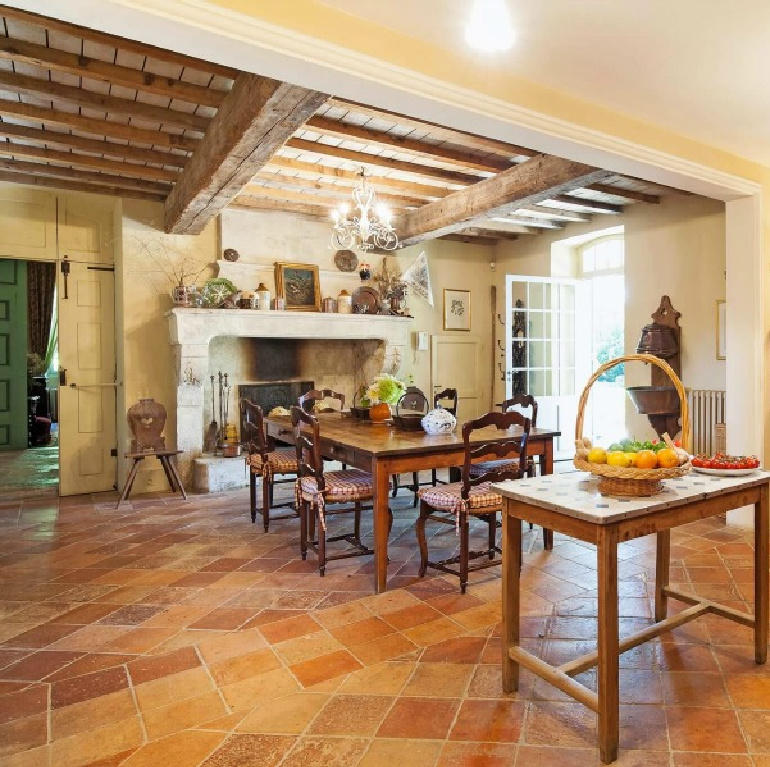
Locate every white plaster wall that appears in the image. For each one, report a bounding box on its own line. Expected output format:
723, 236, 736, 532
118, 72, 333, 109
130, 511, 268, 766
492, 194, 727, 442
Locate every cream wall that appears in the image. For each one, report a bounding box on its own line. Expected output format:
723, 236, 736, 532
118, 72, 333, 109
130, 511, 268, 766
492, 194, 726, 440
220, 208, 495, 413
116, 200, 218, 491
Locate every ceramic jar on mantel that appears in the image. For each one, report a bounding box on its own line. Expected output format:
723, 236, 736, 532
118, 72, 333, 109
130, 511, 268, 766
255, 282, 271, 310
337, 290, 352, 314
421, 407, 457, 436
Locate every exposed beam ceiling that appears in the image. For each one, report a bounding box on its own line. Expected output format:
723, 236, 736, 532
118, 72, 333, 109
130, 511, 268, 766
584, 183, 661, 204
303, 116, 511, 173
0, 100, 197, 151
398, 154, 613, 245
164, 74, 327, 234
0, 37, 225, 108
544, 195, 624, 214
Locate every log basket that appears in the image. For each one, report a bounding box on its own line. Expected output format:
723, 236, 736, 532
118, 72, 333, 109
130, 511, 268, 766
573, 353, 691, 496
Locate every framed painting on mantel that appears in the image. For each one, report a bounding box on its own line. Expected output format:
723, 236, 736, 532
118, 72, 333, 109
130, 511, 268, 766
443, 288, 471, 331
275, 262, 321, 311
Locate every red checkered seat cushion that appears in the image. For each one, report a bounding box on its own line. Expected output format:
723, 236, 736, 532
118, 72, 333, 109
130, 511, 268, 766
468, 459, 520, 477
245, 447, 298, 475
298, 469, 375, 504
418, 481, 501, 513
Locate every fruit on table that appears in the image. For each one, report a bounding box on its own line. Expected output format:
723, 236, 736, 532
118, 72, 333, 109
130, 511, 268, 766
586, 447, 607, 464
656, 448, 679, 469
606, 451, 633, 468
692, 454, 760, 470
635, 450, 658, 469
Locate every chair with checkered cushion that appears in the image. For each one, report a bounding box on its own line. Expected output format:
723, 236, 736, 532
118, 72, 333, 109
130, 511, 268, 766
468, 394, 551, 550
292, 406, 391, 576
416, 410, 531, 594
241, 400, 299, 531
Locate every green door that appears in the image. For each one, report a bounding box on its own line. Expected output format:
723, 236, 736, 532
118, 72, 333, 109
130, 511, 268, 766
0, 259, 27, 450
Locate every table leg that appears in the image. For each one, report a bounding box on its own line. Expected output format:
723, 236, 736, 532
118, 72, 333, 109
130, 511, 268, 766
755, 483, 769, 664
166, 456, 187, 500
372, 458, 391, 594
116, 457, 143, 509
539, 438, 554, 476
655, 530, 670, 622
159, 456, 177, 491
502, 500, 521, 693
597, 526, 619, 764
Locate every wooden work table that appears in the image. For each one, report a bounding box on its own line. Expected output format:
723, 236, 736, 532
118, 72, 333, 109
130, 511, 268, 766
494, 470, 770, 764
265, 412, 560, 593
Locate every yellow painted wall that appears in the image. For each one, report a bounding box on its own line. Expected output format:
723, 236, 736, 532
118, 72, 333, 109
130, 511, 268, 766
116, 200, 218, 492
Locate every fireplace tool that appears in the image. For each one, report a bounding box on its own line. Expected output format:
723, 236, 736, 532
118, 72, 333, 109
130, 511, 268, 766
203, 375, 218, 453
221, 376, 241, 457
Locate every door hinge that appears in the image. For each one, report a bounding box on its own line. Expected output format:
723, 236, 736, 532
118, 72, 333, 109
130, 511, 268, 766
110, 448, 118, 457
60, 256, 70, 299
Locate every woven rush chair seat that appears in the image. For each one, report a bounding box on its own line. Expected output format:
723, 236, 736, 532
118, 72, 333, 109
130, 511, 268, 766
418, 481, 501, 513
298, 469, 375, 504
246, 447, 298, 475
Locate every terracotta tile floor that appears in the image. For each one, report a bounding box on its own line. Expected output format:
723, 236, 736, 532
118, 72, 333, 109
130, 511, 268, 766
0, 481, 767, 766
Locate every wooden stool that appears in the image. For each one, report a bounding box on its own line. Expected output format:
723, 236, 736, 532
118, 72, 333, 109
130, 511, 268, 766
117, 449, 187, 508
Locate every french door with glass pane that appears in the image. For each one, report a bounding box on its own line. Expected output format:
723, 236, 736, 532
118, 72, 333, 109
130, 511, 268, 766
505, 276, 591, 459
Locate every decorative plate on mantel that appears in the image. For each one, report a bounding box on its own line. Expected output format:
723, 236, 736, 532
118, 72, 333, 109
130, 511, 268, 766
352, 286, 380, 314
334, 249, 359, 273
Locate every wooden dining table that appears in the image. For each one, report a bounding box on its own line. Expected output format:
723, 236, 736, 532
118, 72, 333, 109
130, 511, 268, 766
265, 412, 561, 593
494, 470, 770, 764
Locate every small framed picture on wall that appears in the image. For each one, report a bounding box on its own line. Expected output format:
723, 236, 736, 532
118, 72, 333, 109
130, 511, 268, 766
443, 289, 471, 331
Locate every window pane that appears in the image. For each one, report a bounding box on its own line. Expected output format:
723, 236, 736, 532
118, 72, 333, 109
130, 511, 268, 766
594, 244, 608, 271
582, 247, 595, 273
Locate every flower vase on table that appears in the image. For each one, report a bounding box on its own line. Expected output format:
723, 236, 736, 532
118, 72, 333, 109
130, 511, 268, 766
369, 403, 391, 422
356, 374, 407, 422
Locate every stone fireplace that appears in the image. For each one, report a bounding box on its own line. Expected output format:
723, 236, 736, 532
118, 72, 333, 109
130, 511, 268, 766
167, 308, 411, 487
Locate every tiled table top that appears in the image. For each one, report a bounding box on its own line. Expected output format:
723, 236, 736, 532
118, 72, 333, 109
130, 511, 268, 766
492, 469, 770, 525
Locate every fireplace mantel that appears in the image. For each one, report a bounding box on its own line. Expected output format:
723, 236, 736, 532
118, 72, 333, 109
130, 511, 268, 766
167, 307, 411, 347
167, 308, 412, 485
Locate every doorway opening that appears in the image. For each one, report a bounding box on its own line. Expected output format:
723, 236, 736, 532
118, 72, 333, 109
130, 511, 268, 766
0, 258, 59, 498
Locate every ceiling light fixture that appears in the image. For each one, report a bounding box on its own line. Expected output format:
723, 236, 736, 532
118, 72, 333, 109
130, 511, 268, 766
330, 169, 398, 251
465, 0, 515, 53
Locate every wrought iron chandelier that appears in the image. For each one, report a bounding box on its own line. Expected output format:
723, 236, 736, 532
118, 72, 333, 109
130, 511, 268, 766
330, 169, 399, 252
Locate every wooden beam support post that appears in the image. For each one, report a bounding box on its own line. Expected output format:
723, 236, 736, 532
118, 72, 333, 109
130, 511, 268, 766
398, 154, 613, 244
164, 74, 327, 234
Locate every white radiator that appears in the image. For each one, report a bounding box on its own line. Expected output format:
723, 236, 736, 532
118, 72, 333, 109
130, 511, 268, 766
687, 389, 725, 455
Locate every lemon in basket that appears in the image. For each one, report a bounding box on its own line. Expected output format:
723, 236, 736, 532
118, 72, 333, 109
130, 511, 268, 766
607, 451, 633, 469
587, 447, 607, 464
656, 448, 679, 469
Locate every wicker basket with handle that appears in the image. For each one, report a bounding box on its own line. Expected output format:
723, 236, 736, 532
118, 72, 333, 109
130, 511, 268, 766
573, 353, 691, 496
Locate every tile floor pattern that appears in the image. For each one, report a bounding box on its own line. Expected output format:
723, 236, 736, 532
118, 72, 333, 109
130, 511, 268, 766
0, 481, 769, 766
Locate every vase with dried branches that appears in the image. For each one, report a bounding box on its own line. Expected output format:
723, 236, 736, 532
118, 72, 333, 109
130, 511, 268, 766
371, 258, 407, 313
128, 233, 212, 307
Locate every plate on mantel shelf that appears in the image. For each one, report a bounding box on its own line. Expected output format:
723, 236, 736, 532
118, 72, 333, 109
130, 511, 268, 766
352, 286, 380, 315
692, 466, 760, 477
334, 249, 359, 273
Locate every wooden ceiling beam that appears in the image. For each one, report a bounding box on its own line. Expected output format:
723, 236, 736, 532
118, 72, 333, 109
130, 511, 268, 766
165, 74, 327, 234
513, 204, 592, 223
0, 141, 178, 182
0, 6, 238, 79
0, 122, 188, 168
0, 71, 210, 132
0, 167, 166, 201
439, 233, 498, 246
459, 227, 519, 241
263, 157, 450, 199
303, 116, 510, 174
0, 38, 225, 109
0, 100, 198, 150
327, 98, 538, 158
544, 195, 624, 214
505, 215, 566, 230
399, 154, 613, 245
231, 194, 331, 219
584, 183, 661, 204
0, 157, 170, 195
285, 138, 480, 185
244, 179, 425, 209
